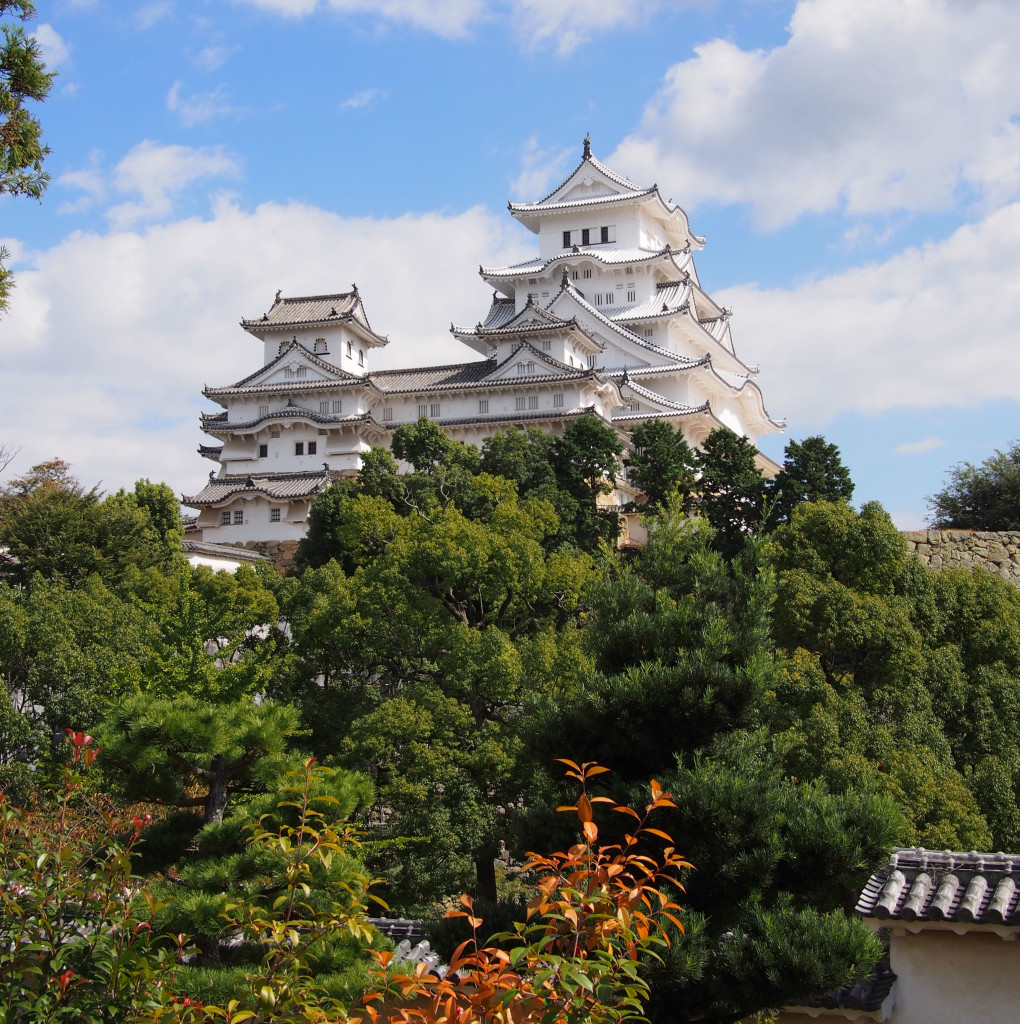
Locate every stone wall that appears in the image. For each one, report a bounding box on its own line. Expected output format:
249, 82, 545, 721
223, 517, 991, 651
903, 530, 1020, 585
232, 539, 301, 575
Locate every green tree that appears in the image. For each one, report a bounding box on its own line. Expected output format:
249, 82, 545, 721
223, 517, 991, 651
695, 427, 766, 556
99, 694, 299, 824
0, 462, 187, 589
551, 415, 623, 549
623, 418, 698, 513
1, 1, 54, 314
279, 486, 596, 905
523, 508, 900, 1023
927, 441, 1020, 529
769, 500, 994, 850
768, 435, 855, 526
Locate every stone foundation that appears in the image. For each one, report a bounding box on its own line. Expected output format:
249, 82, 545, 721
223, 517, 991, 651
225, 539, 301, 575
903, 530, 1020, 585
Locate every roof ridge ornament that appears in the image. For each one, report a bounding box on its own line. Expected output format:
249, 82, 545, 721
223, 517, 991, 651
275, 289, 282, 303
583, 133, 591, 160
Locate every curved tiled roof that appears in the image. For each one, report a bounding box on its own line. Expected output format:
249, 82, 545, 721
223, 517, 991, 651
619, 376, 698, 412
242, 290, 360, 328
432, 404, 603, 430
510, 188, 658, 215
201, 407, 374, 433
183, 470, 332, 507
480, 245, 694, 281
182, 539, 267, 563
858, 847, 1020, 928
198, 444, 223, 461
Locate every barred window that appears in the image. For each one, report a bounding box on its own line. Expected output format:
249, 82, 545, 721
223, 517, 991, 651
320, 401, 329, 414
332, 400, 342, 414
479, 400, 488, 413
308, 441, 317, 455
553, 393, 564, 408
270, 508, 281, 523
233, 510, 243, 525
515, 397, 526, 411
259, 404, 269, 417
527, 396, 538, 410
429, 403, 441, 418
220, 510, 231, 525
295, 442, 304, 455
383, 407, 393, 421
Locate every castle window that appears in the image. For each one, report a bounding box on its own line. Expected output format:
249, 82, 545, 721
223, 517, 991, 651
594, 294, 602, 306
527, 396, 538, 410
429, 403, 441, 418
259, 404, 269, 417
383, 407, 393, 421
284, 368, 294, 379
418, 404, 427, 417
332, 400, 342, 414
627, 290, 636, 302
346, 341, 352, 358
270, 508, 281, 523
516, 397, 526, 411
313, 338, 327, 354
479, 400, 488, 413
318, 429, 327, 435
526, 361, 535, 374
220, 510, 231, 525
542, 339, 551, 350
644, 328, 654, 338
600, 226, 609, 244
278, 341, 286, 356
581, 228, 590, 245
562, 231, 571, 248
295, 442, 304, 455
587, 355, 597, 368
529, 278, 537, 284
233, 510, 243, 525
259, 443, 268, 458
626, 267, 633, 275
553, 393, 564, 408
308, 441, 317, 455
320, 401, 329, 414
270, 427, 280, 438
358, 349, 364, 366
571, 271, 578, 280
583, 269, 592, 279
606, 293, 614, 305
629, 400, 640, 412
296, 366, 307, 378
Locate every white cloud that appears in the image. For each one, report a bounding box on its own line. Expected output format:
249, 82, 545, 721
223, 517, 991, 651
612, 0, 1020, 229
135, 1, 174, 29
339, 87, 386, 110
232, 0, 484, 36
193, 44, 238, 71
166, 81, 235, 126
0, 200, 530, 495
894, 437, 946, 456
32, 24, 70, 67
509, 136, 572, 201
509, 0, 657, 55
57, 149, 106, 213
107, 140, 240, 227
717, 202, 1020, 427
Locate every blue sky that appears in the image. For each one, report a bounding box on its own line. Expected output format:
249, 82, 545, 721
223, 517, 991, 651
4, 0, 1020, 527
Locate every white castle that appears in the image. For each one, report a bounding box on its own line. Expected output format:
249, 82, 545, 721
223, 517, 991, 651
185, 138, 784, 545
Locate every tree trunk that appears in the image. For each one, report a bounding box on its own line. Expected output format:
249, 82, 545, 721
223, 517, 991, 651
475, 849, 498, 905
204, 753, 229, 824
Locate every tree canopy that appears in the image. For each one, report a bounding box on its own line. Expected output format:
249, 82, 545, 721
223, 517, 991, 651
927, 441, 1020, 530
0, 1, 53, 313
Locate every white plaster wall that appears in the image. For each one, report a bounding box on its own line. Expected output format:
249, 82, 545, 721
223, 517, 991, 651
891, 930, 1020, 1024
201, 495, 309, 545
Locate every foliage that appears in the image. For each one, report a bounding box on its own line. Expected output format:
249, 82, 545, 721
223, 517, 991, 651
357, 762, 690, 1024
768, 499, 1005, 850
523, 508, 898, 1023
767, 436, 854, 526
927, 440, 1020, 529
98, 695, 300, 823
623, 419, 697, 513
0, 731, 180, 1023
0, 0, 54, 314
693, 428, 766, 556
280, 486, 597, 905
0, 462, 186, 589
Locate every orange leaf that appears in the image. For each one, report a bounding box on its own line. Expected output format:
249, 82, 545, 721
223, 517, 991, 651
577, 794, 593, 823
583, 820, 598, 842
585, 765, 611, 777
640, 827, 674, 842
